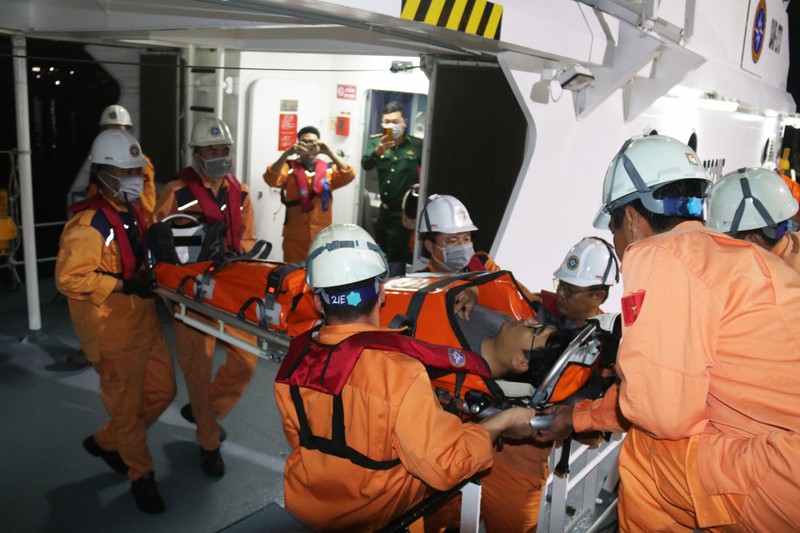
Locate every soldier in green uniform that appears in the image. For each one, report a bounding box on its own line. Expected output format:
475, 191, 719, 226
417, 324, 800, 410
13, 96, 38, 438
361, 101, 423, 269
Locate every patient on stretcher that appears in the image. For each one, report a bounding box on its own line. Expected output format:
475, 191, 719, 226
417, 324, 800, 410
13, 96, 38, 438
454, 304, 613, 403
455, 305, 571, 381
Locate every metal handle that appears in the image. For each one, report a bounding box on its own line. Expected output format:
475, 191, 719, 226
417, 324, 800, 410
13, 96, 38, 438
529, 414, 554, 430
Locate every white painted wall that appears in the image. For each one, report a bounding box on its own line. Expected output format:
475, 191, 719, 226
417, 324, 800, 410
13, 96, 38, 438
496, 52, 781, 312
232, 52, 429, 260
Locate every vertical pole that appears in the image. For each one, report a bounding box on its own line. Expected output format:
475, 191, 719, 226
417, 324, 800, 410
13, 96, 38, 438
12, 34, 41, 332
185, 45, 195, 168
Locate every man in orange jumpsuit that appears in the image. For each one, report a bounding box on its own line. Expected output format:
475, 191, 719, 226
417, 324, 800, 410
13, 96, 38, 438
707, 167, 800, 273
263, 125, 355, 261
274, 223, 536, 532
530, 236, 619, 334
56, 129, 176, 514
152, 116, 257, 478
417, 194, 536, 318
80, 105, 157, 219
576, 135, 800, 531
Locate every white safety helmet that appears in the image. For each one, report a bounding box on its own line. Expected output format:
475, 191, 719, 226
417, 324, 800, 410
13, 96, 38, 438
553, 237, 619, 288
191, 117, 234, 147
99, 104, 132, 127
418, 194, 478, 234
593, 135, 712, 229
306, 224, 389, 293
706, 167, 799, 236
89, 129, 145, 169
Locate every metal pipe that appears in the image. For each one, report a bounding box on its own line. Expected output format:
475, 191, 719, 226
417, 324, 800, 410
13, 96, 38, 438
12, 34, 41, 331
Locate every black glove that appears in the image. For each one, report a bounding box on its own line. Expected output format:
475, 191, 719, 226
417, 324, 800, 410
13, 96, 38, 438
148, 222, 181, 265
122, 269, 156, 298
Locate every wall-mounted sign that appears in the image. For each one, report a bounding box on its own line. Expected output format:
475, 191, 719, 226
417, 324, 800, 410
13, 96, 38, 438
278, 113, 298, 150
336, 84, 357, 100
751, 0, 767, 63
280, 99, 298, 112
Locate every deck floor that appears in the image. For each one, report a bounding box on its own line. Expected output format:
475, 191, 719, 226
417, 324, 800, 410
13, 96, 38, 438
0, 279, 291, 532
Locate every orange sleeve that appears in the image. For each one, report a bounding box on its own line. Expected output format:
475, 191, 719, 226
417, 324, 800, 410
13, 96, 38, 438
239, 183, 257, 253
572, 382, 630, 434
329, 164, 356, 190
55, 216, 118, 305
150, 180, 181, 224
616, 244, 718, 440
139, 154, 156, 220
393, 372, 493, 491
263, 163, 288, 188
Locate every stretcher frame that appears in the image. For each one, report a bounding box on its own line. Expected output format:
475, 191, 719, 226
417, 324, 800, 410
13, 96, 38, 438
154, 285, 292, 360
155, 278, 621, 533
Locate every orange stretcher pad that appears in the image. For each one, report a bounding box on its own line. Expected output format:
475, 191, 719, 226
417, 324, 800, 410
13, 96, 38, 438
154, 260, 319, 338
153, 261, 602, 407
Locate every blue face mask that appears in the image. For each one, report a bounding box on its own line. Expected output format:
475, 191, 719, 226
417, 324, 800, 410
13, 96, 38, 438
435, 242, 474, 272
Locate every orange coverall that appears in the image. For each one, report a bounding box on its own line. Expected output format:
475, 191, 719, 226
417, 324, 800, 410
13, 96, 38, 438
86, 154, 157, 220
152, 171, 257, 451
615, 221, 800, 531
263, 162, 355, 262
274, 323, 494, 532
770, 231, 800, 273
56, 204, 175, 480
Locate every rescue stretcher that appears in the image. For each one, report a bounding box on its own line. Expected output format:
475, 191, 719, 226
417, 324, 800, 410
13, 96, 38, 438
153, 257, 622, 532
153, 259, 618, 416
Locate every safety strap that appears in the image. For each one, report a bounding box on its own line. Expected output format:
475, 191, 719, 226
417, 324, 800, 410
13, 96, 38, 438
554, 436, 572, 477
237, 261, 306, 326
400, 271, 481, 333
177, 167, 243, 252
731, 174, 777, 234
67, 196, 147, 281
289, 385, 402, 471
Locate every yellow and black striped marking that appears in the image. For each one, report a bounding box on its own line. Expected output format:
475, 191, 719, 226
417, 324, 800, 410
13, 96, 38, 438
401, 0, 503, 40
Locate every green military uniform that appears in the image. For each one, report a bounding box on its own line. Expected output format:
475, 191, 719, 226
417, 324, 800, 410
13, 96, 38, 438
361, 134, 423, 264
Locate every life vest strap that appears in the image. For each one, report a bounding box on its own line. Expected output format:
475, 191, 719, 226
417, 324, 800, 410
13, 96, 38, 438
289, 385, 402, 471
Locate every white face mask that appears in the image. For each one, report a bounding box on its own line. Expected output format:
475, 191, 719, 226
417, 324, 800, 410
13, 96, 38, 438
381, 122, 405, 140
434, 242, 474, 272
201, 155, 233, 180
99, 171, 144, 202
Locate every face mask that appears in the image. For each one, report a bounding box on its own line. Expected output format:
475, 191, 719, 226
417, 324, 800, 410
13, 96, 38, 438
99, 172, 143, 202
435, 242, 474, 272
202, 156, 233, 180
117, 176, 144, 201
381, 122, 405, 139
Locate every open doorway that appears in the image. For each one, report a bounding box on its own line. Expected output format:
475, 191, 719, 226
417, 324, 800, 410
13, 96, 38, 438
358, 89, 427, 237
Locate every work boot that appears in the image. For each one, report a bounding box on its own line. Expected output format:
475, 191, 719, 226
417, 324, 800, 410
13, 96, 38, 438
131, 472, 165, 514
200, 448, 225, 478
83, 435, 128, 475
180, 403, 227, 442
